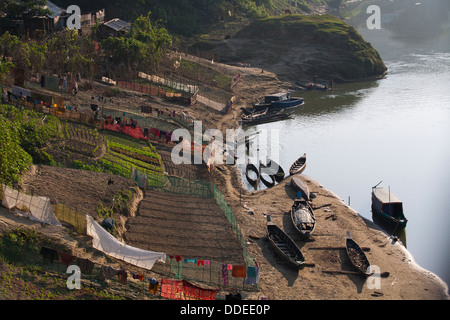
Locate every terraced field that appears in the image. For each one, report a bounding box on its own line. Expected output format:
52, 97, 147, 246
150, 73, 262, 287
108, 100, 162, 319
125, 190, 244, 265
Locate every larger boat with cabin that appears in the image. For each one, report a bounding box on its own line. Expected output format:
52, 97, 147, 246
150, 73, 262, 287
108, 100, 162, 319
254, 92, 304, 111
371, 185, 408, 230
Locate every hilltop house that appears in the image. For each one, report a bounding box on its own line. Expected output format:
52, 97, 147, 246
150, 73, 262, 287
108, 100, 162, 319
97, 18, 130, 40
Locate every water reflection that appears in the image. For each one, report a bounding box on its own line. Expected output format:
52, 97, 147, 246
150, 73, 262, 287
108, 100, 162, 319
372, 212, 407, 248
291, 80, 380, 117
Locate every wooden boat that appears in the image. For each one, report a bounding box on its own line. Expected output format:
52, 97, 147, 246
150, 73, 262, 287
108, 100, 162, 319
290, 197, 316, 239
305, 83, 329, 91
371, 184, 407, 229
271, 97, 304, 110
345, 231, 372, 277
254, 92, 305, 111
245, 162, 260, 187
259, 162, 276, 188
240, 108, 290, 126
241, 107, 268, 116
289, 153, 307, 175
260, 158, 285, 183
291, 176, 310, 201
266, 215, 306, 269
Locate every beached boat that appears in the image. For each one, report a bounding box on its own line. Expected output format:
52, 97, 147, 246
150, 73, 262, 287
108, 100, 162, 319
261, 158, 285, 183
305, 83, 329, 91
289, 153, 307, 175
266, 215, 306, 269
245, 163, 260, 187
241, 107, 268, 116
254, 92, 304, 111
241, 107, 269, 117
290, 197, 315, 240
371, 184, 407, 229
259, 162, 276, 188
240, 108, 290, 126
346, 232, 372, 277
271, 97, 304, 110
291, 176, 310, 201
260, 171, 275, 188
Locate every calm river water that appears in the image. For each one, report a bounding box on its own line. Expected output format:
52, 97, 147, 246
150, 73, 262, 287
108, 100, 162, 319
244, 30, 450, 288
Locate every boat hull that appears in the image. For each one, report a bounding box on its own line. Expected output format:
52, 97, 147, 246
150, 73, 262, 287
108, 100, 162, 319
267, 222, 306, 269
371, 187, 407, 229
346, 232, 371, 277
289, 153, 307, 176
291, 176, 310, 201
290, 198, 316, 240
245, 163, 260, 186
271, 99, 304, 110
261, 159, 285, 183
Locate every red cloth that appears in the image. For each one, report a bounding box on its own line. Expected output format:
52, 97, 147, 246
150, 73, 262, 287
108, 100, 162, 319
103, 122, 147, 141
58, 251, 75, 267
231, 265, 246, 278
160, 279, 218, 300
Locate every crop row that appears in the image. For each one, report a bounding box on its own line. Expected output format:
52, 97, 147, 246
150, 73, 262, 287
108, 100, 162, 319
104, 150, 163, 174
106, 140, 161, 165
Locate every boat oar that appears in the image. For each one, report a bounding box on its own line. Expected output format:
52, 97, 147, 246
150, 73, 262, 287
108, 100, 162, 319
300, 262, 316, 268
308, 246, 371, 252
322, 270, 390, 277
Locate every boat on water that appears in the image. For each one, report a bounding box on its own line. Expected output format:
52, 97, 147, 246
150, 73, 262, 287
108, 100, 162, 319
371, 183, 407, 229
261, 158, 285, 183
240, 107, 269, 117
266, 215, 308, 269
240, 108, 290, 126
289, 153, 307, 175
254, 92, 304, 111
345, 232, 372, 277
259, 162, 276, 188
245, 162, 260, 187
305, 83, 330, 91
290, 197, 316, 240
291, 176, 310, 201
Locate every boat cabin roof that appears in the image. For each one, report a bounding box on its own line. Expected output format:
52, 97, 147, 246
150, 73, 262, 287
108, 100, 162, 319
264, 92, 290, 102
373, 187, 402, 204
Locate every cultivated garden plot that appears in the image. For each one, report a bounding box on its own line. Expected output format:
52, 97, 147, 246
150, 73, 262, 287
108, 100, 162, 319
125, 190, 245, 265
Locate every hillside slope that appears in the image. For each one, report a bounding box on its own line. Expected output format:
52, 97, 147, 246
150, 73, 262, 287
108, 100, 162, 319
201, 14, 386, 84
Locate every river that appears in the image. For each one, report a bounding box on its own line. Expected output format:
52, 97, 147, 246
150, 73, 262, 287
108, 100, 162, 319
242, 28, 450, 289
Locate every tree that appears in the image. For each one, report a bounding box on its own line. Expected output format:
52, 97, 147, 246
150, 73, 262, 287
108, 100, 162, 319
1, 0, 51, 19
102, 12, 172, 73
0, 115, 33, 185
0, 59, 15, 94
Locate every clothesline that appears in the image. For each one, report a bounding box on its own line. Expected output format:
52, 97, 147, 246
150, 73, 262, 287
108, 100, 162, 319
168, 255, 260, 287
39, 245, 160, 292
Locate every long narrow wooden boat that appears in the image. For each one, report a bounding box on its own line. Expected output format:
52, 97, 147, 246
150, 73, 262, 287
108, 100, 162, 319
240, 108, 289, 126
260, 158, 285, 183
271, 97, 304, 110
241, 107, 269, 117
245, 162, 260, 187
291, 176, 310, 201
289, 153, 307, 176
259, 163, 276, 188
371, 185, 407, 230
290, 197, 315, 240
345, 232, 372, 277
266, 215, 306, 269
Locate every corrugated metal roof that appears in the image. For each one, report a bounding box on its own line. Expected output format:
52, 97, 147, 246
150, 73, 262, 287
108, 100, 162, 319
44, 1, 65, 19
104, 18, 130, 32
372, 187, 402, 204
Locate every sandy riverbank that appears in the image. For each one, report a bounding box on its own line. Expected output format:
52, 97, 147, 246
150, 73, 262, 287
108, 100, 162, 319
196, 62, 449, 300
